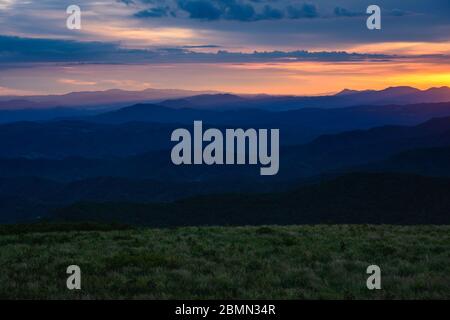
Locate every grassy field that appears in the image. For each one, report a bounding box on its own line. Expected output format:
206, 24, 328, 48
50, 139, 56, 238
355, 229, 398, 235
0, 224, 448, 299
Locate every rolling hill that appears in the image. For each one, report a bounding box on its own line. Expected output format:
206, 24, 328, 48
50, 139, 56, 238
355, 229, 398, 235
52, 172, 450, 226
1, 101, 450, 159
1, 116, 450, 181
360, 146, 450, 177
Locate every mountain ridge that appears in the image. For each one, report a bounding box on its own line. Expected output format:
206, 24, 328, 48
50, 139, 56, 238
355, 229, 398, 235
1, 86, 450, 112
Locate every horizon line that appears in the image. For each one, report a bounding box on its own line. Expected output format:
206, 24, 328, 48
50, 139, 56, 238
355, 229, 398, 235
1, 85, 450, 99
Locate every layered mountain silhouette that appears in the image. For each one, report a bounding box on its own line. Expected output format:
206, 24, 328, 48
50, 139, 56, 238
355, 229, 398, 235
1, 86, 449, 120
0, 88, 217, 110
0, 107, 100, 124
52, 173, 450, 226
2, 172, 450, 225
1, 116, 450, 182
158, 86, 450, 111
360, 146, 450, 177
0, 121, 176, 158
1, 101, 450, 159
90, 101, 450, 127
1, 87, 450, 225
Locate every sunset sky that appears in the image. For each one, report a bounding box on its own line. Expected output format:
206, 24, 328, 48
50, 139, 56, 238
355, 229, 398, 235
0, 0, 449, 95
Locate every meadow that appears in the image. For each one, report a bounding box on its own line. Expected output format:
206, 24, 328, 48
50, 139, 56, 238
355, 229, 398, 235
0, 223, 448, 299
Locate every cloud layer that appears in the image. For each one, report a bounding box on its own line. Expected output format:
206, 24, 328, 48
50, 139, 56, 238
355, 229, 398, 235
129, 0, 351, 21
0, 0, 449, 52
0, 0, 449, 96
0, 35, 422, 64
125, 0, 418, 22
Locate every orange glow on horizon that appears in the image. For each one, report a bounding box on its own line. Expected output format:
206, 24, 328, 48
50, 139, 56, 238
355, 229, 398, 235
2, 59, 449, 96
346, 42, 450, 56
210, 60, 450, 95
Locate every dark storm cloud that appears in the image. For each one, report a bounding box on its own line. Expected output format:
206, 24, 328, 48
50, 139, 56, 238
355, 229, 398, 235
2, 0, 449, 51
223, 1, 256, 21
333, 6, 412, 18
287, 3, 318, 19
177, 0, 222, 20
134, 6, 175, 17
260, 5, 284, 20
130, 0, 321, 21
1, 35, 425, 65
0, 36, 124, 63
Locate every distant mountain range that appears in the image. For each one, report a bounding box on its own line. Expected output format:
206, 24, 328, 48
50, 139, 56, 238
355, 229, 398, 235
0, 88, 218, 110
158, 86, 450, 111
90, 100, 450, 127
334, 86, 450, 105
0, 86, 449, 117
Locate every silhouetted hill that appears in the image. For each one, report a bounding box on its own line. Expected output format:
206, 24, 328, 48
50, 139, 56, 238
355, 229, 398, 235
278, 116, 450, 178
0, 175, 294, 223
1, 115, 450, 223
0, 121, 177, 158
0, 88, 217, 110
1, 116, 450, 181
159, 93, 248, 109
360, 146, 450, 177
84, 100, 450, 147
91, 103, 212, 124
0, 107, 101, 123
334, 86, 421, 103
52, 173, 450, 226
2, 100, 450, 153
92, 100, 450, 124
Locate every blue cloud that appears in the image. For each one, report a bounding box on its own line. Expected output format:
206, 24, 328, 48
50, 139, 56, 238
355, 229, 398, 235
259, 5, 284, 20
134, 6, 175, 18
129, 1, 420, 22
133, 0, 323, 21
333, 7, 362, 17
287, 4, 318, 19
224, 1, 256, 21
177, 0, 222, 20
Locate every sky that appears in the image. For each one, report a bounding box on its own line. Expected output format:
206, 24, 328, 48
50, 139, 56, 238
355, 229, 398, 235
0, 0, 449, 95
